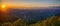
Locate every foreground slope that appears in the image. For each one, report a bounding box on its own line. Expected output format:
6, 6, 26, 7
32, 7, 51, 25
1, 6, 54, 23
0, 16, 60, 26
29, 16, 60, 26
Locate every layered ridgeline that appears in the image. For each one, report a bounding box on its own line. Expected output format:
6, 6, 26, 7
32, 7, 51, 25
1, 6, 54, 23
0, 6, 60, 25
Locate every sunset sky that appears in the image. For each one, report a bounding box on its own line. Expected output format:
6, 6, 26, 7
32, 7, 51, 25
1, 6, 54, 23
1, 0, 60, 8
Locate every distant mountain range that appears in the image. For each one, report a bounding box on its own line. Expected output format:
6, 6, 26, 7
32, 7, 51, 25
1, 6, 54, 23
0, 6, 60, 23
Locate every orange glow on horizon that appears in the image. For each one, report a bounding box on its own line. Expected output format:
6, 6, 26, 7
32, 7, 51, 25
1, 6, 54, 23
2, 5, 6, 8
1, 4, 7, 12
1, 2, 59, 8
1, 2, 60, 8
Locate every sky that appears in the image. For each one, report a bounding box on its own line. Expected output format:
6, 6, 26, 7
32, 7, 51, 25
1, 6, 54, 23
1, 0, 60, 7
